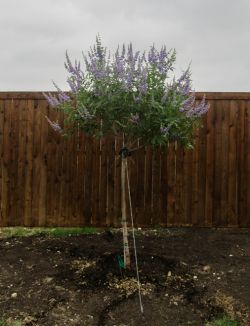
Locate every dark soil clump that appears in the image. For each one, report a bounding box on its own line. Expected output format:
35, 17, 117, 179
0, 228, 249, 325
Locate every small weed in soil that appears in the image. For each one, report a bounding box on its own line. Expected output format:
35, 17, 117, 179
205, 316, 240, 326
0, 317, 22, 326
0, 227, 103, 238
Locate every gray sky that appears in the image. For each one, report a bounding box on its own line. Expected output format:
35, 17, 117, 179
0, 0, 249, 92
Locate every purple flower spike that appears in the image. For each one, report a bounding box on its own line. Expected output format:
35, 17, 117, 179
65, 51, 84, 89
51, 81, 71, 103
58, 93, 70, 103
45, 116, 62, 133
185, 94, 209, 117
160, 125, 171, 136
174, 67, 192, 96
77, 105, 95, 120
148, 45, 158, 65
193, 95, 210, 116
43, 92, 60, 107
67, 78, 78, 93
65, 51, 75, 74
180, 92, 196, 112
130, 113, 140, 124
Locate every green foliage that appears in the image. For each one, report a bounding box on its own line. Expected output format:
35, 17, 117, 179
206, 316, 240, 326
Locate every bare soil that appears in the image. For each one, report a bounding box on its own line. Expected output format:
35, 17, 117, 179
0, 228, 249, 326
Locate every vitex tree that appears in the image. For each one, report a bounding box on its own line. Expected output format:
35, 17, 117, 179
44, 34, 209, 269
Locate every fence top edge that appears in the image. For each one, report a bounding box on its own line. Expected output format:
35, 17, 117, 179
0, 91, 250, 100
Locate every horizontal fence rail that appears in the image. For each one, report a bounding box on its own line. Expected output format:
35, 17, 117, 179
0, 92, 249, 227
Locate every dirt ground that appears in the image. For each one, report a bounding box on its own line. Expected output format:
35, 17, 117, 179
0, 228, 249, 326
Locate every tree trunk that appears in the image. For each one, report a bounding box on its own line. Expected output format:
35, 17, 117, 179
121, 156, 130, 268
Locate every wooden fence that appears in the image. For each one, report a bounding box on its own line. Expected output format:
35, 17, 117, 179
0, 92, 249, 227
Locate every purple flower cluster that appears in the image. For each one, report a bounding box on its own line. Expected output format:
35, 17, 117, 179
42, 80, 71, 108
179, 92, 196, 112
112, 43, 142, 92
180, 93, 209, 117
160, 125, 171, 136
173, 67, 192, 96
65, 51, 84, 93
57, 37, 177, 101
113, 45, 126, 79
188, 95, 209, 117
43, 93, 60, 107
130, 113, 140, 124
133, 95, 141, 102
45, 116, 62, 133
42, 92, 69, 108
137, 66, 148, 95
112, 44, 175, 94
83, 35, 109, 82
77, 106, 95, 120
148, 45, 174, 75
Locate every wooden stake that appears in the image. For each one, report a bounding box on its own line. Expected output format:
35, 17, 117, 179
121, 156, 130, 268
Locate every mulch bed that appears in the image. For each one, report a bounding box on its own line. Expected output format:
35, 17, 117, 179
0, 228, 249, 325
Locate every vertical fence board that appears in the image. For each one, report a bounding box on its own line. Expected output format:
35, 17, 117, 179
59, 114, 69, 226
99, 138, 108, 226
227, 100, 238, 226
152, 147, 161, 226
16, 100, 28, 226
83, 136, 93, 225
23, 100, 34, 226
8, 100, 19, 225
160, 146, 168, 226
113, 137, 122, 227
127, 142, 137, 227
31, 99, 41, 225
76, 132, 86, 226
246, 101, 250, 227
68, 133, 77, 226
91, 138, 101, 226
191, 129, 200, 226
144, 146, 153, 226
197, 114, 207, 226
38, 101, 48, 226
182, 147, 193, 226
0, 100, 4, 225
135, 141, 146, 226
106, 136, 115, 226
175, 145, 185, 226
56, 111, 66, 225
1, 100, 9, 226
166, 143, 176, 226
5, 100, 14, 225
220, 100, 230, 226
205, 100, 215, 226
213, 100, 223, 226
45, 106, 57, 226
237, 101, 247, 226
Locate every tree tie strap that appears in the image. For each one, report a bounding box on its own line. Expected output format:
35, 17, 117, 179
119, 146, 132, 158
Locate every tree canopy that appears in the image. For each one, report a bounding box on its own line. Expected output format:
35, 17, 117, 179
44, 35, 209, 149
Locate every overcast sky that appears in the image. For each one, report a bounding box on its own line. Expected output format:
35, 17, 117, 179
0, 0, 249, 92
